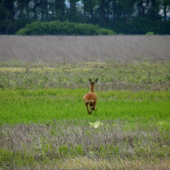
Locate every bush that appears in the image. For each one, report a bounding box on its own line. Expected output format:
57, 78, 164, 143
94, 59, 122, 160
16, 20, 115, 35
145, 32, 154, 35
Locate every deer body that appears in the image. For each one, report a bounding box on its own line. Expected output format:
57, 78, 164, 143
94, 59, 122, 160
83, 78, 98, 114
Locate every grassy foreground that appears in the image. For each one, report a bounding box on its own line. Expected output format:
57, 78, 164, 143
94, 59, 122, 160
0, 89, 170, 169
0, 61, 170, 169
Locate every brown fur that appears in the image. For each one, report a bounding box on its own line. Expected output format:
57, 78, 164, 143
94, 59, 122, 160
83, 78, 98, 114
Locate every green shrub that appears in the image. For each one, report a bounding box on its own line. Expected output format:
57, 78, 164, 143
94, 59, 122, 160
16, 20, 115, 35
146, 32, 154, 35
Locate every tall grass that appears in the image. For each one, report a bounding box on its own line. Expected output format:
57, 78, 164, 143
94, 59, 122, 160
0, 35, 170, 63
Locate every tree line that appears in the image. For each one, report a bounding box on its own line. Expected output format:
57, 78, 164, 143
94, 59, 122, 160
0, 0, 170, 35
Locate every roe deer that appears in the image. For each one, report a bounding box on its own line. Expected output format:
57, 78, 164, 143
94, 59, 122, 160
83, 78, 98, 114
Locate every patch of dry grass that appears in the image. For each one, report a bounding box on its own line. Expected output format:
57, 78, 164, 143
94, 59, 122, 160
0, 35, 170, 63
32, 158, 170, 170
0, 61, 170, 91
2, 156, 170, 169
0, 67, 26, 72
0, 120, 170, 169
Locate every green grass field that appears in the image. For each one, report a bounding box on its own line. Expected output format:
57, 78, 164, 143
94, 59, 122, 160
0, 89, 170, 125
0, 61, 170, 169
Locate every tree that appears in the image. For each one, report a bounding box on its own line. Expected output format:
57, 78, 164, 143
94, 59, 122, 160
149, 0, 161, 20
54, 0, 65, 21
100, 0, 106, 26
82, 0, 98, 23
137, 0, 146, 17
68, 0, 79, 21
114, 0, 137, 23
161, 0, 170, 21
32, 0, 40, 20
0, 0, 15, 34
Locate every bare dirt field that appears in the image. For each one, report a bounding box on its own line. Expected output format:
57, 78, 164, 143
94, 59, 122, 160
0, 35, 170, 63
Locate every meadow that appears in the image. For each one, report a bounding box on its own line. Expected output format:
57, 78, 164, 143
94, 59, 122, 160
0, 60, 170, 169
0, 60, 170, 91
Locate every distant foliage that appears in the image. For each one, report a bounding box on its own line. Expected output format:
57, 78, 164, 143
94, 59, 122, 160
16, 21, 115, 35
1, 0, 170, 35
111, 18, 170, 35
146, 32, 154, 35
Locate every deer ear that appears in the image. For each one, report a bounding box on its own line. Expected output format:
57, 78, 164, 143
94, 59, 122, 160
95, 78, 98, 83
89, 79, 91, 83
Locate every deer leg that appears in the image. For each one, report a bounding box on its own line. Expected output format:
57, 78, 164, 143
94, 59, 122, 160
89, 105, 92, 114
93, 102, 97, 111
85, 103, 90, 114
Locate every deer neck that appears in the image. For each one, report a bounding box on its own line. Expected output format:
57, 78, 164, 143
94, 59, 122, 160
90, 84, 94, 92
